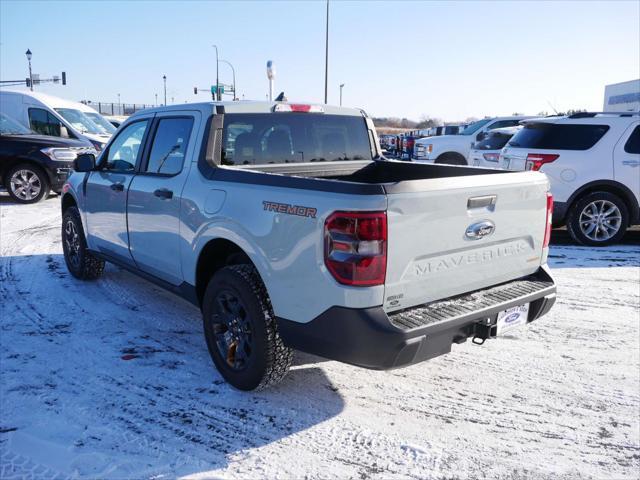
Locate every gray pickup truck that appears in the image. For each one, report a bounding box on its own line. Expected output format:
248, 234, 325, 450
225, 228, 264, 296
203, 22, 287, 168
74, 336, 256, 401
61, 101, 556, 390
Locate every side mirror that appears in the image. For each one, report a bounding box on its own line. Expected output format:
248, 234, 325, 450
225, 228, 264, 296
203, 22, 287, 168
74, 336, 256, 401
74, 153, 96, 172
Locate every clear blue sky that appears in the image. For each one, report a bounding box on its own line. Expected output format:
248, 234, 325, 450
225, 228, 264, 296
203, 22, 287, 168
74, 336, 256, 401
1, 0, 638, 121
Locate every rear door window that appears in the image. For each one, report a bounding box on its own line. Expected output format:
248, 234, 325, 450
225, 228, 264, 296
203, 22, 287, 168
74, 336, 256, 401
624, 125, 640, 154
146, 117, 194, 175
474, 132, 513, 150
509, 123, 610, 150
221, 113, 373, 165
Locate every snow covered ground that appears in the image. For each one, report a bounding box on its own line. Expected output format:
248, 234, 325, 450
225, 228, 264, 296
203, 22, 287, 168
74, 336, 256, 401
1, 195, 639, 479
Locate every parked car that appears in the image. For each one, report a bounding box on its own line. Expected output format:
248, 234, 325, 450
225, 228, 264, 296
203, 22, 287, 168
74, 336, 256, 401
0, 112, 94, 203
104, 115, 129, 129
378, 134, 396, 151
500, 112, 639, 245
414, 116, 532, 164
61, 100, 556, 390
468, 126, 522, 167
0, 90, 114, 152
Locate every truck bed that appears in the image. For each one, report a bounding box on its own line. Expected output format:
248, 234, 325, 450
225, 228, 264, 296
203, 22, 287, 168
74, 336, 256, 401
237, 159, 508, 185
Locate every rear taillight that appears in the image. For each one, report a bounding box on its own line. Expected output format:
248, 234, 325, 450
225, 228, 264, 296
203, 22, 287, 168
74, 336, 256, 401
483, 153, 500, 162
543, 192, 553, 248
324, 211, 387, 286
526, 153, 559, 171
273, 103, 324, 113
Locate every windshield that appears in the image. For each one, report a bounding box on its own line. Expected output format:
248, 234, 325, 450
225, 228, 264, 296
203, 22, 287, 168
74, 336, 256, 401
55, 108, 105, 135
0, 113, 33, 135
459, 119, 492, 136
85, 112, 116, 134
221, 113, 374, 165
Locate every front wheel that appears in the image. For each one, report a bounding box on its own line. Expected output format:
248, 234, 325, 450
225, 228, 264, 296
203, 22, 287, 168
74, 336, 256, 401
5, 164, 50, 204
62, 207, 105, 279
202, 265, 293, 390
567, 192, 629, 246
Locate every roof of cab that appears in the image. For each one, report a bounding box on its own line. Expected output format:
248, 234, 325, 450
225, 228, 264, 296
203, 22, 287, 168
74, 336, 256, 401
131, 101, 367, 118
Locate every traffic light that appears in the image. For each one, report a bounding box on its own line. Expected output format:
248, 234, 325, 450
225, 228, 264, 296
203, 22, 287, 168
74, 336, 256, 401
62, 72, 66, 85
25, 78, 31, 88
194, 87, 198, 95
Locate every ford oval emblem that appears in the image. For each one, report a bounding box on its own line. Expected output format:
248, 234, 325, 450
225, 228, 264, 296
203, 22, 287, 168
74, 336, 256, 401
504, 312, 520, 324
465, 220, 495, 240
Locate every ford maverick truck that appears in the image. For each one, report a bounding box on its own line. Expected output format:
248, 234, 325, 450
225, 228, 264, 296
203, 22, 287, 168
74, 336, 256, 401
61, 101, 556, 390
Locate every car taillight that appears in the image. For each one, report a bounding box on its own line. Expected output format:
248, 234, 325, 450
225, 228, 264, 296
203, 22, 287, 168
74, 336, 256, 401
273, 103, 324, 113
526, 153, 559, 171
543, 192, 553, 248
324, 211, 387, 286
483, 153, 500, 162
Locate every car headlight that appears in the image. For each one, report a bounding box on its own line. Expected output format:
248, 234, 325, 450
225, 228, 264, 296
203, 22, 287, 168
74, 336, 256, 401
41, 147, 78, 162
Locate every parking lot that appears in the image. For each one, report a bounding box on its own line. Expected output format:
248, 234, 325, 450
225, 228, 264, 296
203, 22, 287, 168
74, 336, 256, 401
1, 195, 638, 479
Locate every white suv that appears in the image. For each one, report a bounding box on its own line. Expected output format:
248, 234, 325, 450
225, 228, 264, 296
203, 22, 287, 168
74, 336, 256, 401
500, 112, 640, 246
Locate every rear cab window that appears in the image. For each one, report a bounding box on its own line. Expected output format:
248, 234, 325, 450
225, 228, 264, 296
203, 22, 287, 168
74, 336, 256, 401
509, 123, 610, 150
221, 113, 374, 166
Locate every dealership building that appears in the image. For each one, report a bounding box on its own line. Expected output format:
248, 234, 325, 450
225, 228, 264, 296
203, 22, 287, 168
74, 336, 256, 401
604, 79, 640, 112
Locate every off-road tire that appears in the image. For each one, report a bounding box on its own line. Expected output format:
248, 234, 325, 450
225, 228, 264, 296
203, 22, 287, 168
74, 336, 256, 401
62, 206, 105, 279
435, 152, 467, 165
5, 163, 50, 204
202, 264, 293, 390
567, 191, 629, 246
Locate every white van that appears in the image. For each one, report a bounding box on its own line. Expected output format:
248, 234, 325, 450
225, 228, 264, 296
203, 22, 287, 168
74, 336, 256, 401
0, 90, 115, 151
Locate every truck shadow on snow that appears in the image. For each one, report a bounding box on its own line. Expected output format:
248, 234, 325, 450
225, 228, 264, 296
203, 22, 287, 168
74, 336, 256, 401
1, 252, 345, 477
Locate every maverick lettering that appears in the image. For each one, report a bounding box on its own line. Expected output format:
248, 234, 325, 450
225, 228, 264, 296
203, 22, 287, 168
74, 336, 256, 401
414, 242, 528, 276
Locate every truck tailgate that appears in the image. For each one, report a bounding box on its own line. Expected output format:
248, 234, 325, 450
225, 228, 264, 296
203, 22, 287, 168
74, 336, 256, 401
383, 171, 549, 312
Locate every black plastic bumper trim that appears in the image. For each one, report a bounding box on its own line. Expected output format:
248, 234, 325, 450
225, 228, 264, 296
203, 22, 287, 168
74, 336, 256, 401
276, 267, 556, 370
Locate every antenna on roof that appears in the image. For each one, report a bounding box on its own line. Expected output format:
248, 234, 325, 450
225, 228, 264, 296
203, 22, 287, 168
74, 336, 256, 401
546, 100, 559, 115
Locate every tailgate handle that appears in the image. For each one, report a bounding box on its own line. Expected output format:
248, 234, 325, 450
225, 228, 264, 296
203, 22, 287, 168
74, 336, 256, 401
468, 195, 497, 210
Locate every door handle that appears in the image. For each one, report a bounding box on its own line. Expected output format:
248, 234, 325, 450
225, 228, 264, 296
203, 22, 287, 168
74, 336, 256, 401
154, 188, 173, 199
110, 183, 124, 192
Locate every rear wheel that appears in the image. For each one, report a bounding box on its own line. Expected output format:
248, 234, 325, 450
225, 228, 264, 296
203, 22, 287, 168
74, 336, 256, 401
567, 192, 629, 246
5, 164, 50, 204
435, 152, 467, 165
202, 264, 293, 391
62, 206, 105, 279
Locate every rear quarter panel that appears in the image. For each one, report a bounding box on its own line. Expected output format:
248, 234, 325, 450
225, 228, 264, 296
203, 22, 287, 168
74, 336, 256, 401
180, 168, 387, 323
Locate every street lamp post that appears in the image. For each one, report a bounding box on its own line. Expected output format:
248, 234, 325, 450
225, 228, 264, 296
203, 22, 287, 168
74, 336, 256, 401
212, 45, 220, 101
324, 0, 329, 104
162, 75, 167, 105
155, 93, 158, 106
339, 83, 345, 106
267, 60, 275, 102
117, 93, 121, 115
220, 59, 236, 100
25, 49, 33, 91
